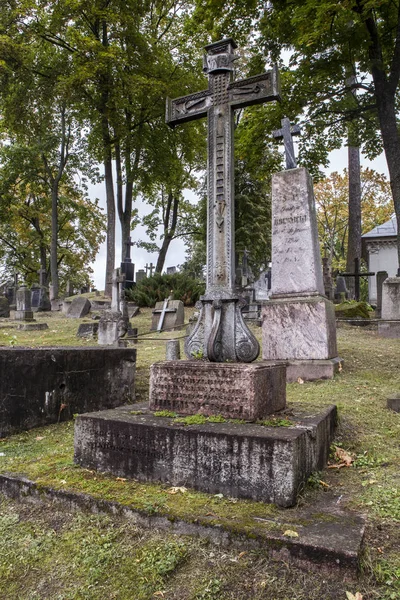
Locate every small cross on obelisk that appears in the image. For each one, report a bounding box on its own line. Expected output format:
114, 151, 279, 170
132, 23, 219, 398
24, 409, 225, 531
124, 236, 134, 263
273, 117, 301, 169
166, 38, 281, 362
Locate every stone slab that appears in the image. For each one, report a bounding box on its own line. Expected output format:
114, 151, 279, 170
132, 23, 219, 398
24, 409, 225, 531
16, 322, 49, 331
149, 361, 286, 420
151, 300, 184, 331
262, 358, 343, 383
378, 321, 400, 338
387, 397, 400, 412
74, 402, 337, 508
271, 168, 324, 298
77, 323, 99, 338
0, 473, 365, 573
381, 277, 400, 320
262, 295, 337, 360
0, 297, 10, 318
66, 297, 91, 318
0, 347, 136, 437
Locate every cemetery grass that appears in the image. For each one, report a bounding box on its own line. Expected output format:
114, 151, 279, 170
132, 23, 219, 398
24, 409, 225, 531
0, 316, 399, 599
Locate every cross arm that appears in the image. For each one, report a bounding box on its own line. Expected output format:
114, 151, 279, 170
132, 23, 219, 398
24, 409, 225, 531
166, 89, 212, 128
228, 67, 281, 110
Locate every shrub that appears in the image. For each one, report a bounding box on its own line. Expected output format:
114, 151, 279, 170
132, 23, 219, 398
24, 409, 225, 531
125, 272, 205, 307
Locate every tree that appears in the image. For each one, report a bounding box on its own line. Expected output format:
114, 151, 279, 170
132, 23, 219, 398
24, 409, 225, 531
258, 0, 400, 270
315, 168, 393, 272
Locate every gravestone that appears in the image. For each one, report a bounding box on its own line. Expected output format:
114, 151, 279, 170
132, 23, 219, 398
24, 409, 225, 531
151, 297, 184, 331
0, 296, 10, 318
322, 257, 334, 301
262, 167, 341, 381
77, 322, 99, 338
66, 296, 91, 318
98, 268, 128, 345
378, 277, 400, 337
136, 269, 146, 283
166, 266, 177, 275
376, 271, 388, 318
145, 263, 154, 277
74, 39, 336, 508
165, 339, 180, 360
31, 283, 41, 312
14, 284, 35, 321
335, 275, 349, 301
65, 280, 74, 297
273, 117, 300, 169
120, 236, 135, 290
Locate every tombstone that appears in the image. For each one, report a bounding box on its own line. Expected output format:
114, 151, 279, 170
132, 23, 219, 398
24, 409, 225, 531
136, 269, 146, 283
74, 39, 336, 509
14, 284, 35, 321
98, 268, 128, 345
145, 263, 154, 277
375, 271, 388, 318
165, 339, 180, 360
80, 285, 89, 294
66, 296, 91, 318
77, 322, 99, 339
65, 281, 74, 297
338, 258, 375, 302
334, 275, 349, 302
166, 266, 177, 275
322, 257, 334, 301
0, 296, 10, 318
253, 269, 271, 301
127, 303, 140, 318
120, 236, 135, 290
378, 277, 400, 337
31, 283, 41, 312
273, 117, 301, 169
262, 166, 341, 382
151, 297, 184, 331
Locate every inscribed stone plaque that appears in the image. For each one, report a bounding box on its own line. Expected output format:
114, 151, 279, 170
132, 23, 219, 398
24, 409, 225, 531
271, 168, 324, 298
149, 361, 286, 420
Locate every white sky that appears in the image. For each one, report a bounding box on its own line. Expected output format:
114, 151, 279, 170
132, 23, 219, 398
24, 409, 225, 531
89, 146, 389, 290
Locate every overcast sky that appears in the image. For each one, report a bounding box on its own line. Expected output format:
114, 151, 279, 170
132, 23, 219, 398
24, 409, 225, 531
89, 146, 389, 290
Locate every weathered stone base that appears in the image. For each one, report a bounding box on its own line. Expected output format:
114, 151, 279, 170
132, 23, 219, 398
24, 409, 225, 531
0, 347, 136, 437
14, 310, 35, 321
262, 295, 337, 360
378, 321, 400, 338
149, 361, 286, 420
387, 397, 400, 412
262, 358, 343, 383
16, 322, 49, 331
74, 403, 337, 508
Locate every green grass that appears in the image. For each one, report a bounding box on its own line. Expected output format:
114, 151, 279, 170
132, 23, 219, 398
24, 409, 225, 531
0, 314, 399, 598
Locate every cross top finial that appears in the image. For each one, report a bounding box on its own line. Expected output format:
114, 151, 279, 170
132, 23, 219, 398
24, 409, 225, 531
273, 117, 301, 170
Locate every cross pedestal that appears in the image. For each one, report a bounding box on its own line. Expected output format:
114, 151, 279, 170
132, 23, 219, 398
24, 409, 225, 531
167, 38, 280, 362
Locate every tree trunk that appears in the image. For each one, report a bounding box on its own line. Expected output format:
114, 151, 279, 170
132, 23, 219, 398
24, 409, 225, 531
156, 192, 179, 273
104, 152, 115, 297
50, 182, 59, 299
346, 144, 361, 297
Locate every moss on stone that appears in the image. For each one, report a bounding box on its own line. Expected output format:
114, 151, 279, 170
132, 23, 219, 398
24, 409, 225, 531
335, 301, 372, 319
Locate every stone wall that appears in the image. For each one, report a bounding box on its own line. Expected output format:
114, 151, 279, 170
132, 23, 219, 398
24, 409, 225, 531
0, 347, 136, 437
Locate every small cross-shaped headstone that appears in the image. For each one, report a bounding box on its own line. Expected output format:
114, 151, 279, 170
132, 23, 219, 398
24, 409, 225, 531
145, 263, 154, 277
272, 117, 301, 169
153, 296, 176, 332
124, 236, 134, 263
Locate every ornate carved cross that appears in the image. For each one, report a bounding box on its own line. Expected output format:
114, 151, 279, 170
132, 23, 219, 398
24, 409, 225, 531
166, 39, 280, 362
272, 117, 300, 169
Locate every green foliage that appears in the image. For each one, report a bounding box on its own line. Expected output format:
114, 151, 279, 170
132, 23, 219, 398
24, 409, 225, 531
256, 418, 293, 427
154, 411, 178, 418
126, 272, 205, 307
173, 414, 208, 425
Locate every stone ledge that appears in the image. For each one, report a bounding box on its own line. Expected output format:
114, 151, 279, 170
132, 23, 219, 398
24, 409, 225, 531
0, 473, 365, 574
378, 321, 400, 338
261, 358, 343, 383
74, 403, 337, 508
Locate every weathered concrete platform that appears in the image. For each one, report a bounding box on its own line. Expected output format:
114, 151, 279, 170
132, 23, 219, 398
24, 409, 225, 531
0, 347, 136, 437
0, 473, 365, 573
74, 402, 337, 508
149, 361, 286, 420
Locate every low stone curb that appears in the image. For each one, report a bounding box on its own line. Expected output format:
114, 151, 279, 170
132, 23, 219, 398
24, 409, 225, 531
0, 473, 365, 574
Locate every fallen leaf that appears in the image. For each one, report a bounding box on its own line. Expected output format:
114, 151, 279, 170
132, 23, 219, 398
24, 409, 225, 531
297, 377, 304, 384
338, 361, 343, 372
346, 592, 363, 600
332, 446, 354, 468
214, 493, 223, 498
319, 480, 330, 488
167, 486, 187, 494
205, 512, 218, 517
283, 530, 299, 538
116, 477, 126, 482
35, 436, 45, 441
153, 592, 165, 598
238, 551, 247, 558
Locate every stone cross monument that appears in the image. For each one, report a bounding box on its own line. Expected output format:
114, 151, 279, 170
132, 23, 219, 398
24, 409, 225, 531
272, 117, 300, 170
166, 38, 280, 362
